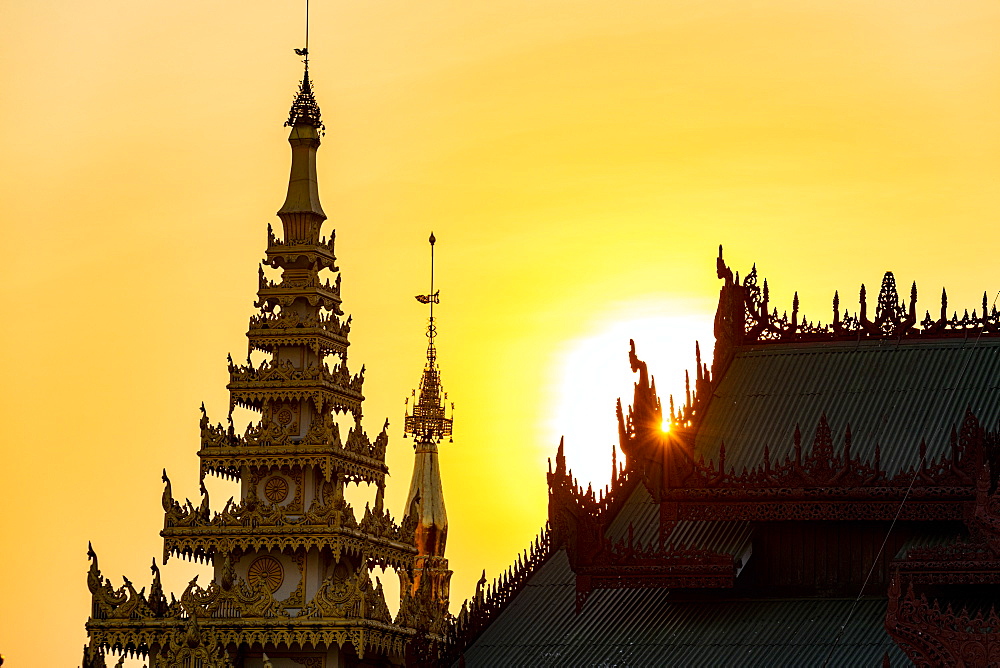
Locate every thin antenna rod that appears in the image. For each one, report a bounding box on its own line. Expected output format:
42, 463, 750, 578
429, 232, 436, 339
305, 0, 310, 56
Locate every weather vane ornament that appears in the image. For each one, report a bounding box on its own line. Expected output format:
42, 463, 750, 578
286, 0, 322, 129
405, 232, 455, 444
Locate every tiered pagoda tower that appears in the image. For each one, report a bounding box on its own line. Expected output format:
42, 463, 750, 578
82, 53, 450, 667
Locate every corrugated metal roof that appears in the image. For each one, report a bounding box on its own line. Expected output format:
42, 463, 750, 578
605, 482, 752, 558
696, 338, 1000, 474
462, 549, 907, 667
605, 484, 659, 544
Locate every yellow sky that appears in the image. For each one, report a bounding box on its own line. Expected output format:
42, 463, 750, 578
4, 1, 1000, 663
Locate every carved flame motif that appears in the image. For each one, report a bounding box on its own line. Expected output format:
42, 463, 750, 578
874, 271, 907, 332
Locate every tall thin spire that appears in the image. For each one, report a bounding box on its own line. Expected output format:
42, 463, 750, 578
279, 41, 325, 235
399, 234, 453, 634
405, 232, 453, 446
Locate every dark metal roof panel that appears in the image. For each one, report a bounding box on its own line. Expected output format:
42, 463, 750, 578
462, 549, 907, 667
605, 484, 752, 557
605, 483, 659, 545
696, 338, 1000, 474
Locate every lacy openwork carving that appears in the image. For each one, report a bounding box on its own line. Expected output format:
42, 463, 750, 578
886, 576, 1000, 667
161, 471, 416, 567
714, 247, 1000, 365
198, 408, 389, 483
648, 410, 986, 523
86, 544, 412, 663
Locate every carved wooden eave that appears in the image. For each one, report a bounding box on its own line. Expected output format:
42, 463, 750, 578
647, 411, 986, 525
894, 538, 1000, 586
197, 409, 389, 483
85, 543, 413, 662
227, 358, 364, 413
246, 323, 351, 357
547, 455, 745, 609
247, 312, 352, 356
160, 527, 416, 569
885, 575, 1000, 667
888, 458, 1000, 590
255, 277, 342, 311
265, 224, 338, 267
160, 480, 416, 567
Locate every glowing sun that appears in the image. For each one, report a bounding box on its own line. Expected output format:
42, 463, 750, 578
547, 305, 713, 488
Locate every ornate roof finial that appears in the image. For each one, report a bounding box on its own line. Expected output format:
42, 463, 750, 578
286, 0, 322, 129
404, 233, 454, 445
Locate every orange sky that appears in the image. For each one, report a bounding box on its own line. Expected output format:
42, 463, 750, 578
4, 1, 1000, 664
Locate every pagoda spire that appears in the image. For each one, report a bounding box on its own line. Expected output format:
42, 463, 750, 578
279, 48, 326, 240
84, 27, 421, 664
404, 232, 453, 553
400, 233, 453, 634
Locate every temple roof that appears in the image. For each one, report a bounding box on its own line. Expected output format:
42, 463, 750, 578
461, 549, 906, 666
459, 258, 1000, 664
461, 298, 1000, 664
606, 483, 752, 557
696, 337, 1000, 475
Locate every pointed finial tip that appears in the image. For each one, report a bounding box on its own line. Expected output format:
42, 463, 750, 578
429, 232, 436, 245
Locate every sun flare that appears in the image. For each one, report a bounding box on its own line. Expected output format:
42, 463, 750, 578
547, 307, 713, 488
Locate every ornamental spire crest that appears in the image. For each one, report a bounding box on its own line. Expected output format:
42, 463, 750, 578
285, 56, 323, 130
285, 1, 322, 130
405, 232, 454, 445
